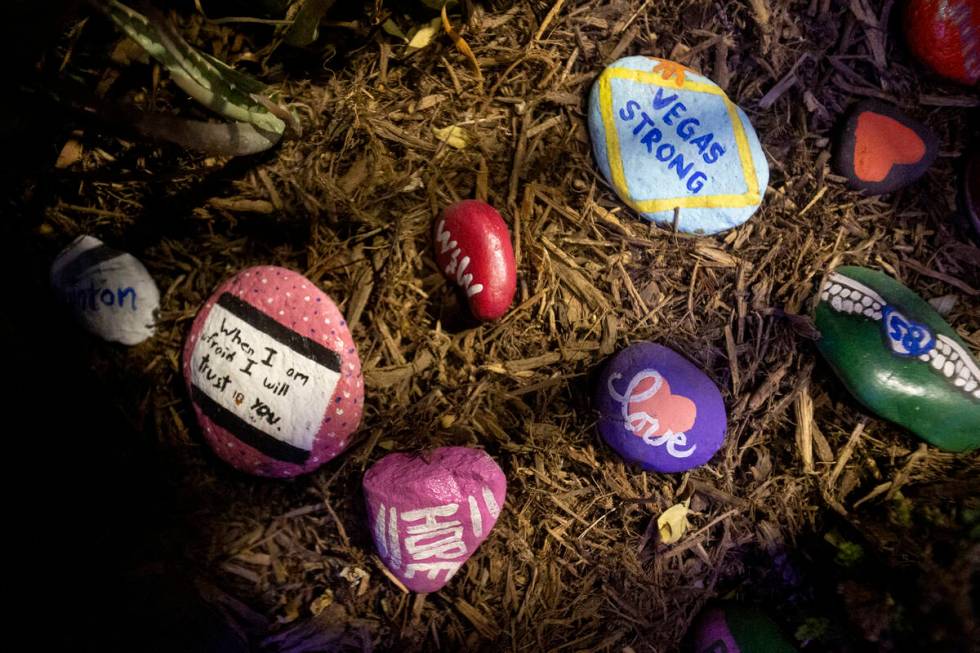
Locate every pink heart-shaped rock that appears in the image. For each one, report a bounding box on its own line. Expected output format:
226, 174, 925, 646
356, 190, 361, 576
363, 447, 507, 593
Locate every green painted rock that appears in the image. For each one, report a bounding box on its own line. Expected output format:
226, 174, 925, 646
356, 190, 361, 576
691, 603, 797, 652
815, 266, 980, 452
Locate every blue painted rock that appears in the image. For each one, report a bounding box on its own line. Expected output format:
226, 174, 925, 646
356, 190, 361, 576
595, 342, 726, 472
588, 56, 769, 235
50, 235, 160, 345
183, 266, 364, 477
815, 266, 980, 452
691, 604, 797, 653
364, 447, 507, 593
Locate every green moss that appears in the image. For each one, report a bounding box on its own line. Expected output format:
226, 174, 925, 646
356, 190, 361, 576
824, 530, 864, 568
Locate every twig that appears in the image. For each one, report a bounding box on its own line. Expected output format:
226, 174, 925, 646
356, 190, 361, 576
828, 418, 868, 489
534, 0, 566, 41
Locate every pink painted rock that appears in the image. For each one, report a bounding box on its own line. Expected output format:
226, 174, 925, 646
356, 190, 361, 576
182, 266, 363, 478
433, 200, 517, 321
363, 447, 507, 593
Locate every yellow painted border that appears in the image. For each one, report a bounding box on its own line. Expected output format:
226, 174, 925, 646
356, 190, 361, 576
599, 67, 760, 213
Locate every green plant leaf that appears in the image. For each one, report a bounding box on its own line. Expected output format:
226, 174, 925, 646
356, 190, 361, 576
97, 0, 286, 136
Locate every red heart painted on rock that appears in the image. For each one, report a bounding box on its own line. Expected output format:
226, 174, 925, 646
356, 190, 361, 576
625, 372, 698, 438
854, 113, 926, 183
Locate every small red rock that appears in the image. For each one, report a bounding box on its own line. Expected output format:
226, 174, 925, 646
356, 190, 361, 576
434, 200, 517, 321
903, 0, 980, 85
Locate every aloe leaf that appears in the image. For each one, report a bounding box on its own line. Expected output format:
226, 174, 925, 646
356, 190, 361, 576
199, 52, 268, 96
97, 0, 286, 135
131, 112, 281, 156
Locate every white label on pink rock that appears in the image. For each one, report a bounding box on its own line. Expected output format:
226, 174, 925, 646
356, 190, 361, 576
189, 293, 341, 463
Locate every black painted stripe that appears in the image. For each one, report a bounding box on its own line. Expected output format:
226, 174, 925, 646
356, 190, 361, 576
215, 292, 341, 372
191, 385, 310, 464
56, 242, 125, 286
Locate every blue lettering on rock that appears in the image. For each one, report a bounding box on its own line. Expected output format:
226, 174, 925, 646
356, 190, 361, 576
68, 278, 138, 311
614, 90, 731, 195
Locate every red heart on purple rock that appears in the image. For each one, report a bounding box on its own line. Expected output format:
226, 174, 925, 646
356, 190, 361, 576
625, 372, 698, 439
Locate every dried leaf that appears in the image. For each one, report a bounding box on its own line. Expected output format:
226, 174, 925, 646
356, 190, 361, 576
441, 4, 482, 81
406, 17, 442, 51
381, 18, 408, 42
109, 36, 148, 65
432, 124, 470, 149
657, 501, 691, 545
55, 139, 83, 169
928, 294, 957, 316
283, 0, 333, 47
309, 589, 334, 616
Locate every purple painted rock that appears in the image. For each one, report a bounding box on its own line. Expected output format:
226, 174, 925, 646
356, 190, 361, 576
363, 447, 507, 593
182, 266, 363, 478
691, 604, 797, 652
596, 342, 726, 473
963, 151, 980, 237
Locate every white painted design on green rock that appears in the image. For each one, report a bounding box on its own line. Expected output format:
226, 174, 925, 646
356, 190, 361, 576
820, 272, 883, 319
820, 272, 980, 401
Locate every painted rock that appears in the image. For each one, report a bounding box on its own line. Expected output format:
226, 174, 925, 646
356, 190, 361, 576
903, 0, 980, 86
50, 235, 160, 345
815, 266, 980, 452
363, 447, 506, 593
962, 152, 980, 236
595, 342, 727, 473
434, 200, 517, 321
182, 266, 363, 477
691, 604, 797, 653
833, 100, 938, 195
587, 56, 769, 235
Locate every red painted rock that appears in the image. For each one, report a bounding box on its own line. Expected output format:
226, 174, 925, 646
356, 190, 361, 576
903, 0, 980, 85
182, 266, 363, 478
434, 200, 517, 321
363, 447, 507, 593
834, 100, 938, 195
